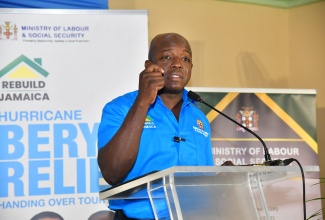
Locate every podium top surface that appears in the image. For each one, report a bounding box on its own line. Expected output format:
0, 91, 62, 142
99, 166, 319, 200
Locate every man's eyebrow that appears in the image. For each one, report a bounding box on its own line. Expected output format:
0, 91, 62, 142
183, 49, 192, 56
161, 48, 192, 56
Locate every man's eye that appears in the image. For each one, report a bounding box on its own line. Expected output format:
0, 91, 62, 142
162, 56, 170, 60
183, 57, 191, 62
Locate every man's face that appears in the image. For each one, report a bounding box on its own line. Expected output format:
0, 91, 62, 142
150, 34, 193, 93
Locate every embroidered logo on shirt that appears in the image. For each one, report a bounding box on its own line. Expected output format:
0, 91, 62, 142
144, 115, 156, 128
196, 119, 204, 130
193, 119, 208, 137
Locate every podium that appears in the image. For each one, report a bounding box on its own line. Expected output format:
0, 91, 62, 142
99, 166, 319, 220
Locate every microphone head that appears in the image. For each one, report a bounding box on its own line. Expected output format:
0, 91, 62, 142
187, 90, 201, 101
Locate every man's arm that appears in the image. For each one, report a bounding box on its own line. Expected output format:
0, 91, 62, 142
97, 64, 164, 185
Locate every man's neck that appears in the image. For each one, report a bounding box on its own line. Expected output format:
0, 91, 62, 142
160, 92, 184, 121
159, 91, 183, 109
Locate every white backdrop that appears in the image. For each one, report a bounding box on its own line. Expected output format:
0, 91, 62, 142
0, 9, 147, 219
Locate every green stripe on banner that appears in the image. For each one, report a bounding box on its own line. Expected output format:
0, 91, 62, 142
256, 93, 318, 154
267, 93, 317, 140
206, 93, 239, 122
195, 92, 229, 115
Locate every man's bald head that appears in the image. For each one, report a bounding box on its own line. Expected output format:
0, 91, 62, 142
148, 33, 192, 62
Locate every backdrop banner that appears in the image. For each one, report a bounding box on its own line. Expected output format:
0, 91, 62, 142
0, 9, 148, 220
188, 86, 321, 219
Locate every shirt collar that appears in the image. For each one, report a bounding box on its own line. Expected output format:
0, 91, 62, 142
150, 89, 195, 108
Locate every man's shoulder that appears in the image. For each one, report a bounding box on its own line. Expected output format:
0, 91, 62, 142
109, 90, 138, 104
102, 90, 138, 112
187, 102, 210, 124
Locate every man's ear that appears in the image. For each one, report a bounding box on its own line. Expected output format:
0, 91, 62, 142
145, 60, 151, 68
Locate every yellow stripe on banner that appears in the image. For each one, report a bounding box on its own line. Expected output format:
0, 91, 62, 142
206, 93, 239, 122
255, 93, 318, 154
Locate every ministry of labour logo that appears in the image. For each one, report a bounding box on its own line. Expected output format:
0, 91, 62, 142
0, 54, 50, 101
1, 21, 18, 40
193, 119, 208, 137
236, 107, 259, 132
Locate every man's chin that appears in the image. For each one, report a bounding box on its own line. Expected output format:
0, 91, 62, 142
158, 87, 183, 95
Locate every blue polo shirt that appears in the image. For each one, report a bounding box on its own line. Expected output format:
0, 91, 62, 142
98, 89, 214, 219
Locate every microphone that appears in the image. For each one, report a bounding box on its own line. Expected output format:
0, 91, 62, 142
187, 90, 274, 165
174, 136, 186, 142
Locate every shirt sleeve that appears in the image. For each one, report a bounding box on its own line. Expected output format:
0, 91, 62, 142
97, 96, 130, 150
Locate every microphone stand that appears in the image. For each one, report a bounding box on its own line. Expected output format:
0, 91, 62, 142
188, 90, 272, 163
187, 91, 306, 219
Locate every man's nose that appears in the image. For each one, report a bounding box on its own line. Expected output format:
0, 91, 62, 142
171, 57, 182, 68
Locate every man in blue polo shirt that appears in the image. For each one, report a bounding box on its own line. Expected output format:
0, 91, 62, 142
97, 33, 214, 219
